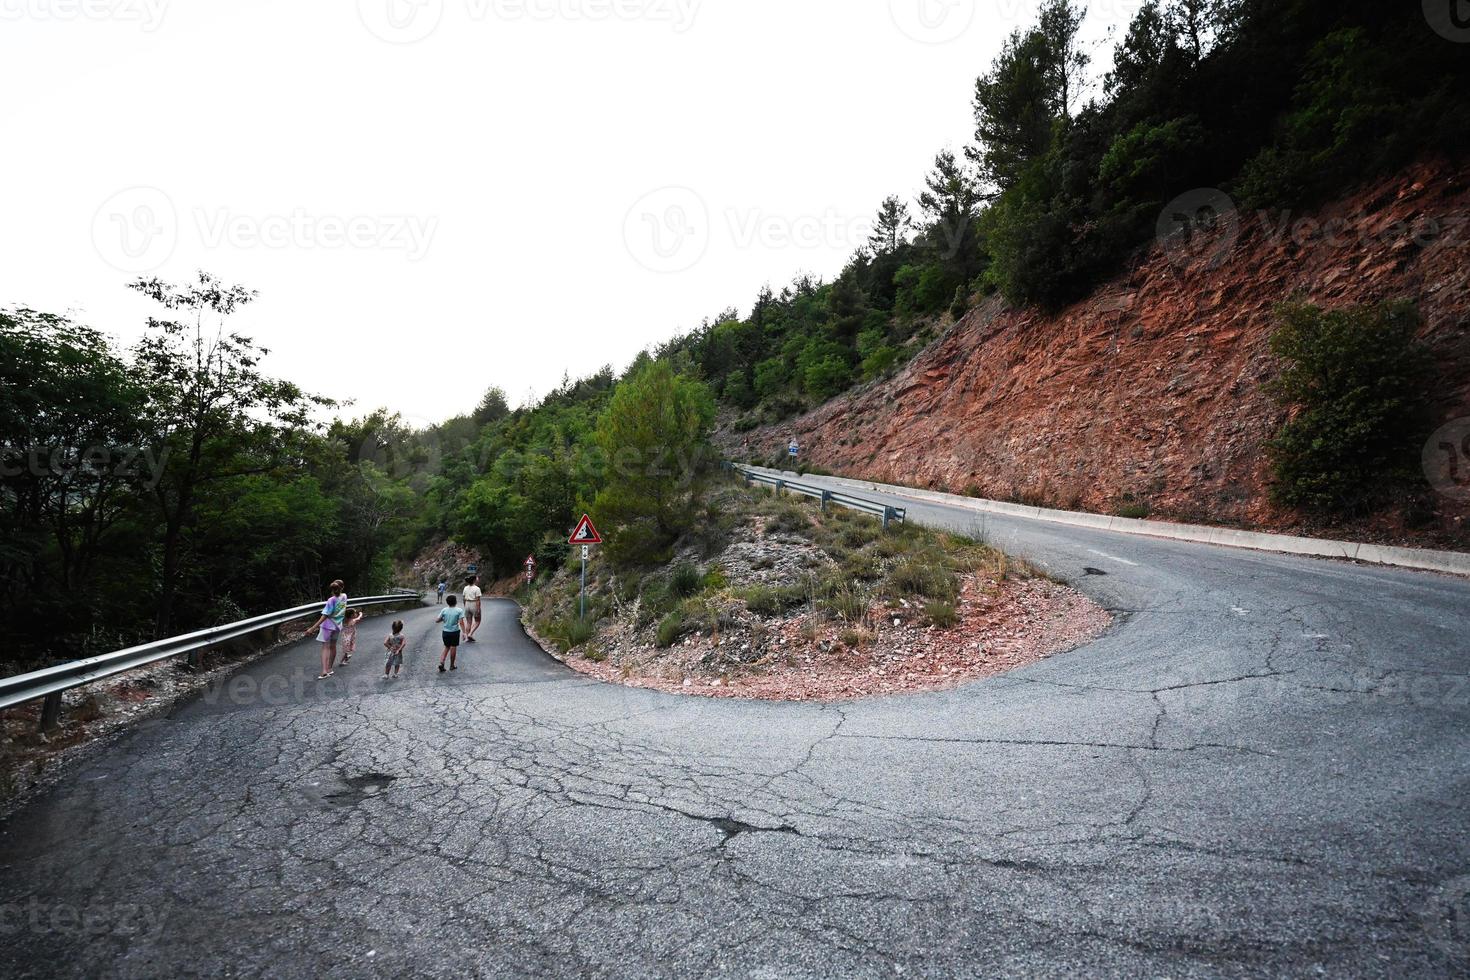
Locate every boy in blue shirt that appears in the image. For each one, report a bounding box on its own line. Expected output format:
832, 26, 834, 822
437, 595, 465, 672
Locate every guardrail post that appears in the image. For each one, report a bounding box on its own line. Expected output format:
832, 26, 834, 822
39, 691, 62, 733
882, 506, 894, 530
187, 648, 203, 671
774, 480, 784, 497
821, 490, 831, 512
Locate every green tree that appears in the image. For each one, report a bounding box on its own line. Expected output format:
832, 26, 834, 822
867, 195, 913, 254
128, 273, 329, 634
1266, 301, 1430, 513
969, 28, 1059, 193
591, 362, 715, 567
0, 309, 147, 652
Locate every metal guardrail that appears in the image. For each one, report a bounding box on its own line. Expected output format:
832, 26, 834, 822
732, 464, 906, 528
0, 591, 425, 730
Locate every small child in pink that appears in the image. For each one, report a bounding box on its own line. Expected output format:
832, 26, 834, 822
340, 608, 364, 662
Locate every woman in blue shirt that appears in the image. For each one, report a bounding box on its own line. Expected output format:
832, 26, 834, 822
305, 580, 346, 679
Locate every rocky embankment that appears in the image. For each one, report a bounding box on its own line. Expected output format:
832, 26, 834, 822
524, 483, 1109, 702
725, 160, 1470, 549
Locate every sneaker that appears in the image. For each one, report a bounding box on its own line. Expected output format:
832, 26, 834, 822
450, 664, 457, 671
438, 664, 446, 673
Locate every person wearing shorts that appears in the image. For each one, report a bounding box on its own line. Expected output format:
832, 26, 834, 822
305, 580, 346, 679
462, 575, 483, 642
383, 620, 406, 680
437, 596, 465, 672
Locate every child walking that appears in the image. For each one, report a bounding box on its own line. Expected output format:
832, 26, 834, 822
340, 608, 364, 663
383, 620, 406, 680
436, 595, 465, 672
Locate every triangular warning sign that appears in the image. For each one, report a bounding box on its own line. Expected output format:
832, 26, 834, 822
568, 514, 603, 545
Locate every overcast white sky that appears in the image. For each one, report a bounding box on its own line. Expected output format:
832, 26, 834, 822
1, 0, 1136, 427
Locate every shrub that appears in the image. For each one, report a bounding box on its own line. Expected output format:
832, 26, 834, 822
861, 345, 903, 380
885, 556, 959, 602
741, 584, 807, 617
546, 615, 597, 652
1115, 499, 1150, 520
841, 551, 883, 582
821, 584, 869, 623
1266, 301, 1430, 513
655, 611, 688, 648
804, 355, 853, 402
764, 503, 810, 536
667, 562, 703, 599
925, 601, 959, 628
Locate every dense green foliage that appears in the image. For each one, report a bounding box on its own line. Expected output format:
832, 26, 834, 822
1, 281, 420, 669
1266, 301, 1431, 513
658, 0, 1465, 430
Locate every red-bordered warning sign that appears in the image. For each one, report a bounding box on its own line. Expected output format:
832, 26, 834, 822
568, 514, 603, 545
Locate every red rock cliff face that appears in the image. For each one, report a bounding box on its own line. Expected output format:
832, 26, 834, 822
725, 161, 1470, 548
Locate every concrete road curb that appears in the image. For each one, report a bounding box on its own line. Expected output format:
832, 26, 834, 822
751, 467, 1470, 577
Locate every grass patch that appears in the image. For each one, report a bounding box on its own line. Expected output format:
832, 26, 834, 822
841, 549, 883, 582
884, 555, 959, 602
656, 611, 688, 648
820, 584, 869, 623
667, 562, 703, 599
741, 584, 807, 617
762, 500, 812, 536
925, 600, 959, 628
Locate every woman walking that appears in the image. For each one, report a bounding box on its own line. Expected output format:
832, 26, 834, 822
305, 580, 347, 679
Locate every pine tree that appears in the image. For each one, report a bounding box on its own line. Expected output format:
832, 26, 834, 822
867, 195, 913, 255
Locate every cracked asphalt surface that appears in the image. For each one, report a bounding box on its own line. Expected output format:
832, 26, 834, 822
3, 476, 1470, 978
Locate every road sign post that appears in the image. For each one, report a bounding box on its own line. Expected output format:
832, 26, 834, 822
523, 554, 536, 593
568, 515, 603, 620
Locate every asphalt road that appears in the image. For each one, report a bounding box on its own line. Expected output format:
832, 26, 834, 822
3, 477, 1470, 978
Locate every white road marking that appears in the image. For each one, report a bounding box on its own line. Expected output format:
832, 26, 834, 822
1087, 549, 1140, 567
1232, 607, 1251, 617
